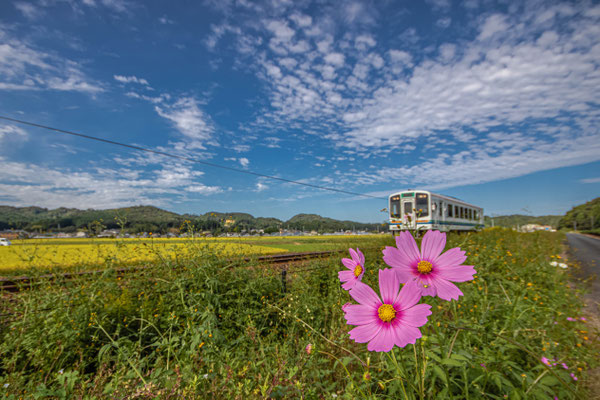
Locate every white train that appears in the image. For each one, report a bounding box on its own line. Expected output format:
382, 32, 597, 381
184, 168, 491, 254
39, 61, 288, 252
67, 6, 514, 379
388, 190, 484, 232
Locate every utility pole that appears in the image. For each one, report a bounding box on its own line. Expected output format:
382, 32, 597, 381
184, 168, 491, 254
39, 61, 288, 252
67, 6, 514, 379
574, 221, 577, 231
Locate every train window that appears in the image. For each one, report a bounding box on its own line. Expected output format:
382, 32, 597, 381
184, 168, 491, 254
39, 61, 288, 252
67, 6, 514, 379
404, 202, 412, 215
460, 207, 464, 219
455, 205, 458, 217
448, 204, 453, 217
390, 198, 400, 218
474, 210, 478, 220
416, 193, 429, 216
468, 209, 472, 220
438, 203, 443, 217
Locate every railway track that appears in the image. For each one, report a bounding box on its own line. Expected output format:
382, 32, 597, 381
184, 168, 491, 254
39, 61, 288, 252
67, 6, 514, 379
0, 250, 344, 293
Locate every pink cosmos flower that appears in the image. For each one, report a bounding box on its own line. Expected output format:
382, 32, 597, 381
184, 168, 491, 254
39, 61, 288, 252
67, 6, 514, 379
382, 230, 476, 301
339, 248, 366, 290
343, 269, 432, 352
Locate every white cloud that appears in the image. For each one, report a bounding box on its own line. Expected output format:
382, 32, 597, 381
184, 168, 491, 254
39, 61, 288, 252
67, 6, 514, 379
14, 2, 42, 20
239, 157, 250, 168
158, 15, 174, 24
0, 157, 223, 209
478, 14, 509, 40
186, 184, 223, 194
114, 74, 150, 86
324, 52, 345, 67
256, 182, 268, 191
0, 27, 103, 94
232, 144, 250, 152
0, 124, 28, 143
154, 97, 214, 149
580, 177, 600, 184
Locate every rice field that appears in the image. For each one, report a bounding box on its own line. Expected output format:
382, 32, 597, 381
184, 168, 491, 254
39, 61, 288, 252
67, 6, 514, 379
0, 235, 389, 273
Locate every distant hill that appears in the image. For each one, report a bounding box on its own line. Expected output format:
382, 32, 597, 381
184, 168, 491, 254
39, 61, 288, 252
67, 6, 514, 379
483, 214, 562, 229
558, 197, 600, 231
0, 205, 184, 233
0, 205, 382, 234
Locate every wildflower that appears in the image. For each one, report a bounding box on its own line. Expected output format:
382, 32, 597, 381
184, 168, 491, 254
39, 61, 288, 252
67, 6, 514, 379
305, 344, 312, 355
3, 384, 9, 388
570, 373, 578, 381
382, 230, 476, 300
339, 248, 366, 290
342, 302, 352, 312
541, 357, 551, 366
343, 269, 432, 352
566, 317, 576, 321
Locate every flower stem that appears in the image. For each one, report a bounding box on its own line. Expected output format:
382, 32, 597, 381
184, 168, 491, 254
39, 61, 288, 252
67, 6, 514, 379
389, 350, 409, 400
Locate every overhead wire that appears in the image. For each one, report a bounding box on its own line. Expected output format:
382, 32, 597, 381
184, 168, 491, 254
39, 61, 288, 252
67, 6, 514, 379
0, 115, 387, 200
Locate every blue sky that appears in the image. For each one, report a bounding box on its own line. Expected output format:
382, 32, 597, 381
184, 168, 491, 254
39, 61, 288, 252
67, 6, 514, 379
0, 0, 599, 223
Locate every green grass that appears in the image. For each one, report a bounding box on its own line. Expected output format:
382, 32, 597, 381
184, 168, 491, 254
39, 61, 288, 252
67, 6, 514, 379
0, 229, 597, 398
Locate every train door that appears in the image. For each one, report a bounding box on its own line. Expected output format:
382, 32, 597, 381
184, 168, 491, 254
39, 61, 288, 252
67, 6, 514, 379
441, 201, 446, 230
402, 198, 416, 229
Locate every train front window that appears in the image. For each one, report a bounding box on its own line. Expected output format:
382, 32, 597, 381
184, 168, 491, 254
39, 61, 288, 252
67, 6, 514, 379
390, 196, 400, 218
416, 193, 429, 216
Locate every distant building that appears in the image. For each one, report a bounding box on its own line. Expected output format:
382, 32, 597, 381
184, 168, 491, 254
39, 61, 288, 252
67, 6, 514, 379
521, 224, 555, 232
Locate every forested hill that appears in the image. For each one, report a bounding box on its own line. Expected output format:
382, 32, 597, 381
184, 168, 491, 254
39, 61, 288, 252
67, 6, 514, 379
483, 214, 562, 229
0, 205, 382, 234
558, 197, 600, 232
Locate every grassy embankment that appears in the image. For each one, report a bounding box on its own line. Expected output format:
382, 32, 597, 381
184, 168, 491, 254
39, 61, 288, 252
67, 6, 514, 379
0, 229, 597, 398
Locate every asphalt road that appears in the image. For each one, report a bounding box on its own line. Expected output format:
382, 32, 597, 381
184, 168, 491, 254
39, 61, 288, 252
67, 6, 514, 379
567, 233, 600, 302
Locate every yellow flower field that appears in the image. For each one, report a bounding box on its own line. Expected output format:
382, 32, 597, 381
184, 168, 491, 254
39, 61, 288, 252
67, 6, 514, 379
0, 239, 287, 272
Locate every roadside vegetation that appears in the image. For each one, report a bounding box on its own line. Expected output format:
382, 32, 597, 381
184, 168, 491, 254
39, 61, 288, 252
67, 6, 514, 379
0, 228, 597, 398
559, 197, 600, 235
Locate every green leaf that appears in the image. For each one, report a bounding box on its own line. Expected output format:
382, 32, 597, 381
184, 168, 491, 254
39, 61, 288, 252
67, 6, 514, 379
432, 365, 448, 384
442, 357, 463, 367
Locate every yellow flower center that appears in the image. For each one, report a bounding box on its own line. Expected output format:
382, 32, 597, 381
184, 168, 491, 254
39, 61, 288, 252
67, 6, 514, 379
354, 264, 363, 277
417, 260, 433, 274
377, 304, 396, 322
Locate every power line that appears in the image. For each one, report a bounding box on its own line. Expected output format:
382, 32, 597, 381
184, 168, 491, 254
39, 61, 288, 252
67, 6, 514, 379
0, 115, 386, 200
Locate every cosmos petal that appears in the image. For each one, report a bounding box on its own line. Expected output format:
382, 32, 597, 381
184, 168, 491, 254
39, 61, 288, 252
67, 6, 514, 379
394, 279, 422, 310
382, 246, 414, 273
349, 248, 361, 265
344, 304, 377, 325
436, 265, 476, 282
356, 248, 365, 265
367, 326, 395, 352
421, 230, 446, 260
434, 247, 467, 267
399, 304, 432, 328
338, 270, 354, 282
433, 278, 463, 301
349, 322, 381, 343
342, 258, 357, 270
349, 281, 381, 308
342, 278, 358, 290
392, 323, 422, 348
395, 231, 421, 264
379, 269, 399, 304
